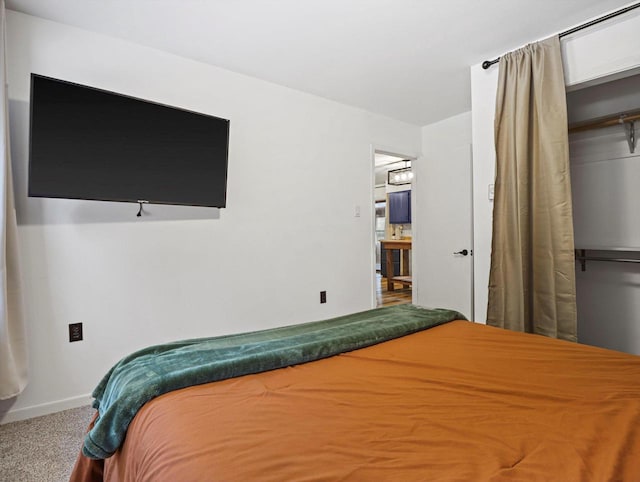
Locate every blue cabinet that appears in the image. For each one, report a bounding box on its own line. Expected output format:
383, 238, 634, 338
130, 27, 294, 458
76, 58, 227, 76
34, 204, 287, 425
388, 190, 411, 224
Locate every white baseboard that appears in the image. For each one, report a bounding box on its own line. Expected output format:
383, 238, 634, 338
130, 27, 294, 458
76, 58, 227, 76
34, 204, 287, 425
0, 394, 93, 424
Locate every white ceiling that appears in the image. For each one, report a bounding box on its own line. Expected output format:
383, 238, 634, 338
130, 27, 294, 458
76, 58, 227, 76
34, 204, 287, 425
6, 0, 636, 125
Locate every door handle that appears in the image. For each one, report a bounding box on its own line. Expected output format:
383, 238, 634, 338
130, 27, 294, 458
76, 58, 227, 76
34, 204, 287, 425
453, 249, 469, 256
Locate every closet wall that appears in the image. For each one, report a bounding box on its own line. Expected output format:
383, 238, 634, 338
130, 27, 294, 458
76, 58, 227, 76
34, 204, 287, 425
567, 74, 640, 355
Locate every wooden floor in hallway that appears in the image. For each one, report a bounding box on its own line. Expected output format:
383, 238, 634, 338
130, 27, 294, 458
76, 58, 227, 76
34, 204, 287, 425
376, 272, 412, 307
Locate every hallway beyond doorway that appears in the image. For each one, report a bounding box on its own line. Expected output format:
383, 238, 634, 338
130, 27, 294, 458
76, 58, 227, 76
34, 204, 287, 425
376, 272, 411, 307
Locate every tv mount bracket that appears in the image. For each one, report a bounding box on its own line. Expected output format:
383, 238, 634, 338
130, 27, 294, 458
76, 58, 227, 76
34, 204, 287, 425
136, 200, 149, 217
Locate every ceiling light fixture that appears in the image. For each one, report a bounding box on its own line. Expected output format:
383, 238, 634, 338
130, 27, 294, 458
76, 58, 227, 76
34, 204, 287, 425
387, 162, 413, 186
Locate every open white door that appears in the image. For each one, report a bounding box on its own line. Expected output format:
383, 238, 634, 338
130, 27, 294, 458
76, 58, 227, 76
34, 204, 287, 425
414, 143, 473, 318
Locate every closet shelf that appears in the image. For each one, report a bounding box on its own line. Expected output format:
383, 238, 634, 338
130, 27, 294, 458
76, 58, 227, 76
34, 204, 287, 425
575, 248, 640, 272
569, 108, 639, 154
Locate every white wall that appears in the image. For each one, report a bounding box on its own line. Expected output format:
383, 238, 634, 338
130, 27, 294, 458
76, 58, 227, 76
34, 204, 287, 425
575, 260, 640, 354
470, 9, 640, 324
2, 11, 421, 422
568, 76, 640, 354
562, 10, 640, 89
566, 74, 640, 124
568, 74, 640, 250
470, 66, 499, 323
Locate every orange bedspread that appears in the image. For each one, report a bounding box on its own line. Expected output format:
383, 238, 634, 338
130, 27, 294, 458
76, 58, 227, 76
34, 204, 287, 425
72, 321, 640, 481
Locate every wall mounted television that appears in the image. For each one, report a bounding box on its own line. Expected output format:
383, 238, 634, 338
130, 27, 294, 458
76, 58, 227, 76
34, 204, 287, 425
28, 74, 230, 208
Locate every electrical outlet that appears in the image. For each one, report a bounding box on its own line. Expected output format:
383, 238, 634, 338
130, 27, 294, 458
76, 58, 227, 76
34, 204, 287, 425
320, 291, 327, 304
69, 322, 83, 342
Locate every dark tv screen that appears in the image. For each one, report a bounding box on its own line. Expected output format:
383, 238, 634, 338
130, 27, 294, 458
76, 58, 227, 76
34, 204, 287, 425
28, 74, 229, 208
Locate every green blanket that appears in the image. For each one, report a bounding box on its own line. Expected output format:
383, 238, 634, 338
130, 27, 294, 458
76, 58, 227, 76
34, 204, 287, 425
83, 304, 464, 459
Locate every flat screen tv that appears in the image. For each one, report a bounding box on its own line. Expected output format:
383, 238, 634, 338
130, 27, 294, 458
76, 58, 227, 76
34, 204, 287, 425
28, 74, 229, 208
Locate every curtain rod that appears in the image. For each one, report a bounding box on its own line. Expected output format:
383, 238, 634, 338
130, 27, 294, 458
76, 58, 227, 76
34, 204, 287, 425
481, 2, 640, 69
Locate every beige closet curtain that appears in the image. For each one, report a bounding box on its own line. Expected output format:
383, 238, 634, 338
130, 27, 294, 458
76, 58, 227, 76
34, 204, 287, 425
487, 36, 577, 341
0, 0, 28, 400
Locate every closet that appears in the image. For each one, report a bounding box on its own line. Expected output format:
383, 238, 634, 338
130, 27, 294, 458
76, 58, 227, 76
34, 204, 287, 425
567, 73, 640, 355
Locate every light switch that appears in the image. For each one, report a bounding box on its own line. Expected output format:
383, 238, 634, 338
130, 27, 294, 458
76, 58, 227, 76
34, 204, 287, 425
354, 205, 361, 217
488, 184, 494, 201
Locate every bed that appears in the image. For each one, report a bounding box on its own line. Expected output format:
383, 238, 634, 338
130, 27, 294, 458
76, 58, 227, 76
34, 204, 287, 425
70, 305, 640, 481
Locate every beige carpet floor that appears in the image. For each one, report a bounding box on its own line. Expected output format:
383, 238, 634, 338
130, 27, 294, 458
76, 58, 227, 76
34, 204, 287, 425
0, 405, 94, 482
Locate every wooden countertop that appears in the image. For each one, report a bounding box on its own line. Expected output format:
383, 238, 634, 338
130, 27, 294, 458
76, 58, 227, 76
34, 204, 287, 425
380, 239, 412, 249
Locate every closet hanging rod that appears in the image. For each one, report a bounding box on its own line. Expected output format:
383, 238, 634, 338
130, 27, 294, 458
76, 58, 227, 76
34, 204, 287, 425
575, 251, 640, 272
481, 2, 640, 69
577, 256, 640, 272
568, 111, 640, 134
577, 256, 640, 264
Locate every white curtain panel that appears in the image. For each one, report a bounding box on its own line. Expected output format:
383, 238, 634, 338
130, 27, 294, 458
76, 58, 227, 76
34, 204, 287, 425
0, 0, 27, 400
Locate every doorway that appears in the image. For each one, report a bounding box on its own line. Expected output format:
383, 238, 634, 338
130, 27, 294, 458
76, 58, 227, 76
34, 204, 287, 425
372, 151, 415, 307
